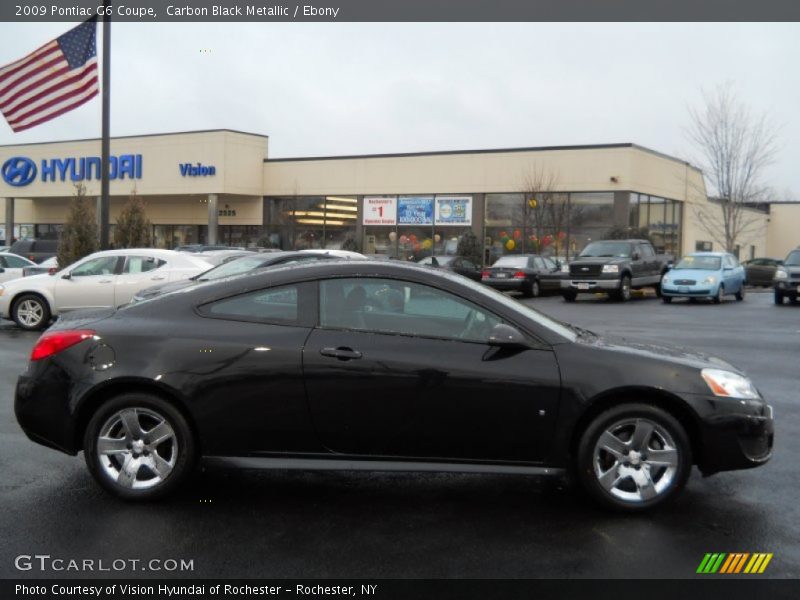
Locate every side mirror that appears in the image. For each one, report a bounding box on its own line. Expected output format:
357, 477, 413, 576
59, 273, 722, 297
61, 272, 72, 280
0, 267, 5, 273
632, 252, 641, 261
488, 323, 529, 348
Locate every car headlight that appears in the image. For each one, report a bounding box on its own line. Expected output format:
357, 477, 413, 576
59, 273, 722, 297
702, 276, 717, 284
602, 264, 619, 273
662, 276, 670, 284
701, 368, 759, 399
774, 268, 788, 280
560, 264, 569, 273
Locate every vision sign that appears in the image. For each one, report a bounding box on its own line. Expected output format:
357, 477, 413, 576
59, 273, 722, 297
1, 154, 143, 187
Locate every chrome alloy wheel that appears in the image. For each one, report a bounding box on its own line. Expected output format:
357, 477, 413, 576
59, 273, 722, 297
16, 299, 45, 328
593, 418, 679, 503
96, 408, 178, 490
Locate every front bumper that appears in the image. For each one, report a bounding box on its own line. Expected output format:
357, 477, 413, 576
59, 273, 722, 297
662, 284, 715, 298
561, 278, 620, 293
694, 396, 774, 475
774, 280, 800, 298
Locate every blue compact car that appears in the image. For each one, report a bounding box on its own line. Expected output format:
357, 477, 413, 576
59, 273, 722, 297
661, 252, 746, 304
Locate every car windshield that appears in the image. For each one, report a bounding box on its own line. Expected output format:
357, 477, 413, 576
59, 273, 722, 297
675, 256, 721, 270
493, 256, 529, 268
579, 241, 632, 258
195, 255, 271, 281
784, 251, 800, 266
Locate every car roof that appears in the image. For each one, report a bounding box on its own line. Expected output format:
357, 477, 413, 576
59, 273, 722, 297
685, 251, 727, 257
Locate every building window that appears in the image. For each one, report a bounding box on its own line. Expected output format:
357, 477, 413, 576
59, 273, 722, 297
263, 196, 358, 251
696, 241, 713, 252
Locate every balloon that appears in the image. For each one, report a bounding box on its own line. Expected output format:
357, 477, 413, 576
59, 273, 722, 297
434, 234, 441, 243
528, 198, 537, 209
499, 231, 508, 239
505, 239, 516, 251
388, 231, 397, 242
543, 235, 553, 246
422, 239, 433, 249
413, 243, 421, 252
399, 235, 408, 244
409, 234, 418, 243
500, 236, 510, 245
557, 231, 566, 240
513, 229, 522, 240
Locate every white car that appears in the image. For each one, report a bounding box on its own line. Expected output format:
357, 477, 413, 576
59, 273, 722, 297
0, 249, 212, 330
0, 253, 36, 283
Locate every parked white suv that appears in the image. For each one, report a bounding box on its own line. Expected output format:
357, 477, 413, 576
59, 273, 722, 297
0, 249, 211, 330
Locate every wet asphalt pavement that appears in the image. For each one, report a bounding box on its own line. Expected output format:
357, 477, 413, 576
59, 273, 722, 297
0, 291, 798, 579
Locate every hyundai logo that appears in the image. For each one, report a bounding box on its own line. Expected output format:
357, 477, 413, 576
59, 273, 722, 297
2, 156, 37, 187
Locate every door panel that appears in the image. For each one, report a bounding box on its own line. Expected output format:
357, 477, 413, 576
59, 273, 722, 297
303, 328, 561, 462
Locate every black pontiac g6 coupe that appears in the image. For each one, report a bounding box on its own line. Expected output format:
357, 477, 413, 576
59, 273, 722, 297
14, 261, 773, 511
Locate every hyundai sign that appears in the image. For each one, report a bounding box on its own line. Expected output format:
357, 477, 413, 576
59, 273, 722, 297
1, 154, 143, 187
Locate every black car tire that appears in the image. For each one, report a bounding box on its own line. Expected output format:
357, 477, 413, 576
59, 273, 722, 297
654, 281, 663, 298
613, 275, 632, 302
662, 296, 672, 304
84, 393, 196, 501
774, 290, 784, 305
713, 285, 724, 304
735, 286, 745, 301
576, 403, 692, 512
563, 291, 577, 302
523, 279, 540, 298
11, 293, 51, 331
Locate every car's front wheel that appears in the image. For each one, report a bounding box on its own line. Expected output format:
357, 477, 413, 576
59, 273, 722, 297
11, 294, 51, 331
774, 290, 784, 305
84, 393, 196, 500
576, 403, 691, 511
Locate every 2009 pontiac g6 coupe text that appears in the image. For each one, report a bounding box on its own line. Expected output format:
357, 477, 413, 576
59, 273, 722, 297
15, 261, 773, 511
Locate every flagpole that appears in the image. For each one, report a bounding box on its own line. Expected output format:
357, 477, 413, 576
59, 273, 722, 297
99, 7, 111, 249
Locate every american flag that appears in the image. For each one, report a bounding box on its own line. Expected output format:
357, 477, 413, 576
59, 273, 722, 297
0, 20, 98, 133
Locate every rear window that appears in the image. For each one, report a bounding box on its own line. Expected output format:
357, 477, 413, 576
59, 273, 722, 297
10, 240, 33, 253
33, 240, 58, 252
493, 256, 529, 268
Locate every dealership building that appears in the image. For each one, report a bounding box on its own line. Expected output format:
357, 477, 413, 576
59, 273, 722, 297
1, 129, 797, 262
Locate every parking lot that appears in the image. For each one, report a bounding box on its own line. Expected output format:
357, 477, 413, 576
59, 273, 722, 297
1, 290, 798, 579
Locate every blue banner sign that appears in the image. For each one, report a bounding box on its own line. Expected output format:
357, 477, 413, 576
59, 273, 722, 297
397, 196, 433, 225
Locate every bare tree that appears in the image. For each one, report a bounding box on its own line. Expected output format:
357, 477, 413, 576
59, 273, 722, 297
520, 165, 569, 256
687, 83, 778, 252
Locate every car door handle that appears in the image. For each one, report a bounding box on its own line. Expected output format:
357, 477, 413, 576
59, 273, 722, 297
150, 276, 166, 281
320, 347, 362, 361
98, 279, 113, 283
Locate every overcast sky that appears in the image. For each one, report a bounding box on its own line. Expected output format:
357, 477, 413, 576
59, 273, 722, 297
1, 22, 798, 198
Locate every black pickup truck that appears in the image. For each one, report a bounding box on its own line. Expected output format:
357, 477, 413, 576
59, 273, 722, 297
561, 239, 673, 302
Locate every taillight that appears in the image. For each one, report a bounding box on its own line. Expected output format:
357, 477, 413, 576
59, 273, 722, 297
513, 271, 526, 279
481, 270, 490, 279
30, 330, 96, 361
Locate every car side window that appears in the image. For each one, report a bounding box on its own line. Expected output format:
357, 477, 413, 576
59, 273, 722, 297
319, 278, 503, 342
461, 259, 476, 270
71, 256, 120, 277
3, 255, 29, 268
639, 244, 655, 258
200, 285, 299, 324
543, 257, 557, 270
533, 257, 545, 269
124, 256, 165, 274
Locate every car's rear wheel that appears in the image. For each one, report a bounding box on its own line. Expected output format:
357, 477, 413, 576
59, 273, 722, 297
577, 403, 691, 511
84, 393, 195, 500
735, 285, 745, 301
11, 294, 51, 331
524, 279, 540, 298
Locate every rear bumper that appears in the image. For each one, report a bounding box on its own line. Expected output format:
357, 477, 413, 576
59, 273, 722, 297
15, 372, 79, 455
483, 278, 528, 291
